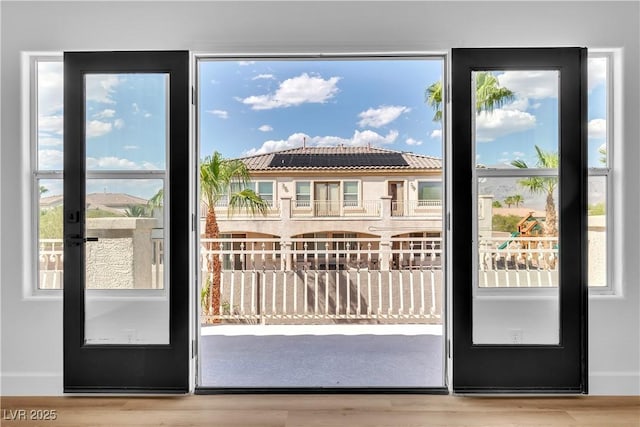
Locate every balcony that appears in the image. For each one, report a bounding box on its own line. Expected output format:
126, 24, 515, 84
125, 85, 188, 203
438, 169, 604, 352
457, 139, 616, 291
204, 197, 443, 220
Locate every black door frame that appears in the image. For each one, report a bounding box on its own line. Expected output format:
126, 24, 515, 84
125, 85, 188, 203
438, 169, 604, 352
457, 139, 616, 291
63, 51, 190, 393
451, 48, 588, 393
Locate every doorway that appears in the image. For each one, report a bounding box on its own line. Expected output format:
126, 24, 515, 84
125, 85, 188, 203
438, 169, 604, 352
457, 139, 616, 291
196, 56, 447, 390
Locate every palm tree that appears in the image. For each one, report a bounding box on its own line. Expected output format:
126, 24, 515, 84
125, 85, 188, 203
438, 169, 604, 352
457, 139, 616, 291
598, 145, 607, 165
503, 196, 515, 208
425, 72, 515, 122
512, 194, 524, 207
511, 146, 559, 237
148, 188, 164, 211
200, 151, 268, 321
124, 204, 149, 217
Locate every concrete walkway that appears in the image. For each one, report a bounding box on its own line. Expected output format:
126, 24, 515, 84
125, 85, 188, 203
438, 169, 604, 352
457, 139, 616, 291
199, 324, 444, 388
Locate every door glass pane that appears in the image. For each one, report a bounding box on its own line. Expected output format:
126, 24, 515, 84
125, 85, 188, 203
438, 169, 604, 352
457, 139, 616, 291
84, 179, 168, 344
83, 71, 169, 345
84, 74, 168, 170
473, 69, 560, 345
474, 70, 559, 168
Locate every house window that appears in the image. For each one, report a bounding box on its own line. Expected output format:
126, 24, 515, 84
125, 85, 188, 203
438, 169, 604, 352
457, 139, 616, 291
587, 53, 612, 290
295, 181, 311, 208
417, 181, 442, 205
257, 181, 274, 206
224, 181, 274, 207
342, 181, 359, 207
33, 56, 64, 290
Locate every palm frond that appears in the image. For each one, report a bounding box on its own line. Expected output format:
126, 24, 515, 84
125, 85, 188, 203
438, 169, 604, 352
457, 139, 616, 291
228, 189, 269, 217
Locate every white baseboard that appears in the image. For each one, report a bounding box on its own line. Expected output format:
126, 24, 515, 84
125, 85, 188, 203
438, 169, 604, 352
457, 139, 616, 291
2, 371, 638, 396
1, 372, 63, 396
589, 371, 640, 395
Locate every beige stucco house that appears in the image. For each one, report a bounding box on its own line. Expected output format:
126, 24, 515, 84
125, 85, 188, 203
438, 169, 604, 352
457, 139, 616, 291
207, 146, 444, 245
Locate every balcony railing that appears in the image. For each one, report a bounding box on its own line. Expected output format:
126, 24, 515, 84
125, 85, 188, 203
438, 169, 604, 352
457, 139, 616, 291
478, 236, 559, 288
291, 200, 381, 218
391, 200, 442, 217
37, 235, 573, 322
202, 197, 444, 220
200, 237, 443, 324
201, 200, 282, 218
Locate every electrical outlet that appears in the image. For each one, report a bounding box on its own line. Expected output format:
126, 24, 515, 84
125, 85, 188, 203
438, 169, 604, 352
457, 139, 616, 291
509, 328, 523, 344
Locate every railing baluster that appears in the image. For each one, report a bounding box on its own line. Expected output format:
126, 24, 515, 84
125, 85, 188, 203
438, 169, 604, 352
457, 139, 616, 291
420, 265, 425, 316
409, 268, 414, 316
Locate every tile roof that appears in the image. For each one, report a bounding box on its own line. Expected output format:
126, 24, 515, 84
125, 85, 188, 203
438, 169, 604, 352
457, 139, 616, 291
86, 193, 149, 206
238, 146, 442, 171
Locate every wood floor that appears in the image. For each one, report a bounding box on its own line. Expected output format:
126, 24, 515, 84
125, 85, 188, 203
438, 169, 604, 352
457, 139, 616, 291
1, 395, 639, 426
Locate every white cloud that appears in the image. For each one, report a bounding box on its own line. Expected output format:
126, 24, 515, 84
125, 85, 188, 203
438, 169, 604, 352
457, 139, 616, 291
502, 97, 530, 111
588, 57, 607, 92
349, 129, 398, 147
240, 73, 341, 110
475, 109, 536, 142
38, 136, 63, 147
38, 115, 63, 135
513, 151, 525, 158
498, 70, 558, 99
86, 120, 113, 138
37, 61, 63, 115
86, 75, 121, 104
114, 118, 125, 130
238, 61, 255, 66
86, 156, 158, 170
38, 149, 63, 170
406, 137, 423, 146
258, 125, 273, 132
244, 133, 304, 156
123, 145, 139, 150
243, 129, 398, 156
357, 105, 410, 128
588, 118, 607, 139
93, 109, 116, 119
207, 109, 229, 119
430, 129, 442, 139
144, 112, 152, 118
252, 74, 275, 80
132, 103, 140, 114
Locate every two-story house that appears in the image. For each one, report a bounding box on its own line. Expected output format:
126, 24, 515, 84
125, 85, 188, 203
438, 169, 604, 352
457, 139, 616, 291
204, 145, 443, 271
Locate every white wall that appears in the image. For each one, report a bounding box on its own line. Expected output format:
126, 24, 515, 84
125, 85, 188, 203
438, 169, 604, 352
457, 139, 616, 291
1, 1, 639, 395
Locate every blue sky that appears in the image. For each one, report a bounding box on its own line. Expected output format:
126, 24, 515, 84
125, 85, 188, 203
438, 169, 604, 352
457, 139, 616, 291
199, 59, 444, 159
199, 58, 608, 169
37, 57, 608, 199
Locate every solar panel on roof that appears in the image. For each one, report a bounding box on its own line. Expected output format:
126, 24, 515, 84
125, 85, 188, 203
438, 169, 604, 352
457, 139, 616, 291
269, 153, 408, 168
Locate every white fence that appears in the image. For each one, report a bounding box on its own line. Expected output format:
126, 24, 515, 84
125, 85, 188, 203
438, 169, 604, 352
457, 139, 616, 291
200, 237, 443, 324
38, 234, 566, 322
478, 236, 559, 288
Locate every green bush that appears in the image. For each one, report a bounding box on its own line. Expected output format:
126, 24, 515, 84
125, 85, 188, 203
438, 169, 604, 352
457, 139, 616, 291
588, 202, 606, 215
492, 214, 522, 233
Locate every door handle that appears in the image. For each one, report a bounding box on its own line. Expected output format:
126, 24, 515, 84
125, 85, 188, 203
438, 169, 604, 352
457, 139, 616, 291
65, 235, 99, 247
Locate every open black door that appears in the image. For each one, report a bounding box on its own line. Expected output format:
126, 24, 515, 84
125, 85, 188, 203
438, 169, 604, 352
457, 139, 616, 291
452, 48, 588, 393
64, 51, 190, 392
